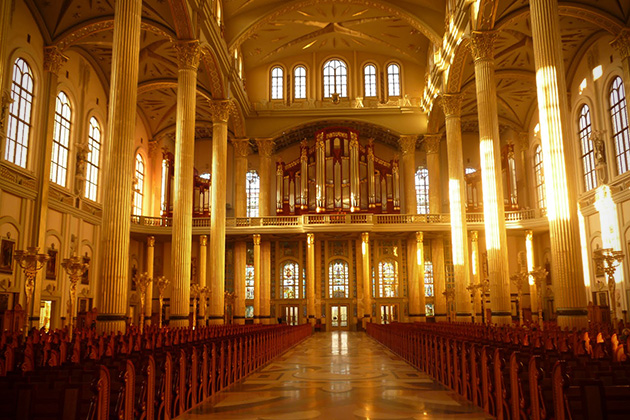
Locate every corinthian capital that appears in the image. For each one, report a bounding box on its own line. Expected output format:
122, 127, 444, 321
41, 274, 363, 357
173, 40, 202, 70
398, 135, 418, 156
470, 31, 498, 62
208, 99, 231, 123
43, 46, 68, 74
422, 134, 442, 155
256, 138, 275, 158
438, 93, 463, 118
231, 138, 251, 158
611, 28, 630, 60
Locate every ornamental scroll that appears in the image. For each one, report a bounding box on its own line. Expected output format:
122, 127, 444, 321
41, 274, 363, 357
276, 127, 400, 215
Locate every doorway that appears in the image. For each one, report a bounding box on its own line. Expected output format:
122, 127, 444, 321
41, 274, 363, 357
330, 305, 348, 330
284, 305, 299, 325
380, 304, 398, 324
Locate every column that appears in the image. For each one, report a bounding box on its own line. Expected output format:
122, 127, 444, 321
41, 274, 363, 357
433, 236, 447, 322
408, 232, 426, 322
256, 138, 275, 217
525, 230, 537, 322
530, 0, 588, 327
306, 233, 316, 325
145, 236, 155, 324
361, 232, 372, 327
470, 231, 482, 321
28, 46, 67, 327
398, 135, 418, 214
97, 0, 142, 333
470, 30, 511, 324
261, 241, 271, 324
611, 29, 630, 114
424, 134, 442, 214
198, 235, 208, 323
233, 241, 246, 324
253, 234, 261, 323
170, 40, 201, 327
208, 100, 231, 324
232, 138, 250, 218
441, 93, 472, 322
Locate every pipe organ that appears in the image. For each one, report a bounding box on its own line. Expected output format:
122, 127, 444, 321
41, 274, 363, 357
161, 151, 211, 217
276, 127, 400, 215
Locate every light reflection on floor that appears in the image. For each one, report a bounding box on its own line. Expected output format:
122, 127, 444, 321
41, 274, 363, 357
179, 331, 492, 419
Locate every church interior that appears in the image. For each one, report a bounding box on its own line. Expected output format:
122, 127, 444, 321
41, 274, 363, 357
1, 0, 630, 418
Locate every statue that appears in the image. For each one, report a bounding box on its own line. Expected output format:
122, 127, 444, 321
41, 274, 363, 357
592, 131, 608, 184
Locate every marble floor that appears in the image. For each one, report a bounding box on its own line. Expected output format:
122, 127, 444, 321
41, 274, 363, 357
179, 331, 492, 420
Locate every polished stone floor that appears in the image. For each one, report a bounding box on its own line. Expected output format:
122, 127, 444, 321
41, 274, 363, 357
179, 331, 492, 419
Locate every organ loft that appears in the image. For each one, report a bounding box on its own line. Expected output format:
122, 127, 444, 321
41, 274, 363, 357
1, 0, 630, 418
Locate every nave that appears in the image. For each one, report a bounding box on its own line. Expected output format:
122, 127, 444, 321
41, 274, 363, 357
181, 332, 489, 420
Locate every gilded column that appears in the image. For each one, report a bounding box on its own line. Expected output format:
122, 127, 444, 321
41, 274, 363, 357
232, 138, 250, 218
256, 138, 275, 217
433, 236, 447, 322
470, 31, 511, 324
398, 135, 418, 214
525, 230, 537, 322
170, 40, 201, 327
97, 0, 142, 333
198, 235, 208, 322
261, 241, 271, 324
307, 233, 316, 325
233, 241, 246, 324
253, 234, 261, 323
145, 236, 155, 324
208, 99, 231, 324
530, 0, 588, 327
611, 29, 630, 114
408, 232, 426, 322
470, 231, 482, 321
441, 93, 472, 322
361, 232, 372, 326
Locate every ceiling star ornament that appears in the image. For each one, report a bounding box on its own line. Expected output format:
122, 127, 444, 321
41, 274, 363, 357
43, 46, 68, 74
422, 134, 442, 155
470, 30, 498, 62
173, 40, 202, 70
208, 99, 231, 123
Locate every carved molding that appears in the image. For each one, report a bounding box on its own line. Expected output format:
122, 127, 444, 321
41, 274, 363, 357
43, 46, 68, 74
611, 28, 630, 60
256, 138, 275, 158
470, 31, 498, 62
208, 99, 231, 123
173, 40, 202, 70
199, 235, 208, 247
438, 93, 463, 118
423, 134, 442, 155
398, 135, 418, 155
253, 234, 261, 245
231, 138, 251, 158
147, 236, 155, 247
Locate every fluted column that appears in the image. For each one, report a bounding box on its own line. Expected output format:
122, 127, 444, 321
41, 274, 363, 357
424, 134, 442, 214
253, 234, 261, 323
530, 0, 588, 327
611, 29, 630, 114
208, 99, 231, 324
361, 232, 372, 326
256, 138, 275, 217
409, 232, 426, 322
198, 235, 208, 322
398, 135, 418, 214
470, 30, 511, 324
233, 241, 246, 324
261, 241, 271, 324
145, 236, 155, 323
170, 40, 201, 327
306, 233, 316, 325
441, 93, 472, 322
470, 231, 482, 321
433, 236, 447, 322
97, 0, 142, 333
232, 138, 250, 217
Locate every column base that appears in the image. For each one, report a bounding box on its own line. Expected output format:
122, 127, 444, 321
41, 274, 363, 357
434, 314, 448, 323
556, 308, 588, 328
456, 313, 472, 323
96, 314, 127, 334
207, 315, 224, 325
491, 312, 512, 325
408, 314, 426, 323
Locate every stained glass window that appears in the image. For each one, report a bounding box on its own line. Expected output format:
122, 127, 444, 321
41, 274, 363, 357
245, 264, 254, 300
281, 261, 300, 299
378, 260, 398, 297
329, 260, 349, 298
424, 261, 434, 297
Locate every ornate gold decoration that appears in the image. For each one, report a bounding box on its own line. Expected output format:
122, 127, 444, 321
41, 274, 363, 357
173, 40, 202, 70
610, 28, 630, 59
148, 139, 160, 156
423, 134, 442, 155
253, 234, 261, 246
256, 138, 275, 158
397, 135, 417, 156
361, 232, 369, 244
43, 46, 68, 74
14, 247, 49, 334
593, 248, 624, 327
231, 138, 251, 158
208, 99, 231, 123
438, 93, 463, 118
416, 232, 423, 243
74, 142, 90, 195
471, 231, 479, 242
147, 236, 155, 247
307, 233, 314, 246
61, 254, 89, 339
134, 273, 152, 333
470, 31, 498, 62
199, 235, 208, 247
155, 276, 170, 328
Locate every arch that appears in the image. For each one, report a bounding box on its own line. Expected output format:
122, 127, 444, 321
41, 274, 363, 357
386, 61, 402, 97
575, 102, 597, 191
607, 76, 630, 175
50, 90, 73, 188
4, 56, 36, 169
270, 65, 284, 100
363, 62, 378, 98
322, 58, 348, 98
293, 64, 307, 100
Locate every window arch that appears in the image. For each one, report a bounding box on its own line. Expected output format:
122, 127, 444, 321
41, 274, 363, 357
609, 76, 630, 174
329, 260, 349, 298
415, 167, 429, 214
364, 64, 377, 97
387, 63, 401, 97
246, 170, 260, 217
294, 66, 306, 99
271, 66, 283, 100
323, 59, 347, 98
280, 260, 300, 299
578, 104, 597, 191
85, 117, 101, 201
534, 145, 546, 209
378, 259, 398, 297
133, 153, 145, 215
4, 58, 35, 168
51, 91, 72, 187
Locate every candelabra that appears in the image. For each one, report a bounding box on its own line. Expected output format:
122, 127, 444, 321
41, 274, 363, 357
510, 272, 528, 325
135, 272, 153, 333
529, 267, 548, 330
592, 247, 625, 327
13, 247, 49, 334
155, 276, 170, 328
61, 254, 89, 340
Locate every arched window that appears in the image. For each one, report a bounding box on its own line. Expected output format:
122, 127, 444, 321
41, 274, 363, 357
424, 260, 434, 297
246, 170, 260, 217
323, 59, 347, 98
133, 154, 144, 215
51, 91, 72, 187
85, 117, 101, 201
4, 58, 34, 168
294, 66, 306, 99
387, 63, 401, 97
534, 145, 546, 209
609, 76, 630, 174
364, 64, 377, 97
245, 264, 254, 300
578, 104, 597, 191
271, 66, 283, 100
415, 167, 429, 214
378, 260, 398, 297
329, 260, 349, 298
280, 261, 300, 299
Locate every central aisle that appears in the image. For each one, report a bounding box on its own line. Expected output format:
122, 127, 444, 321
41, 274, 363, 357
181, 331, 491, 419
